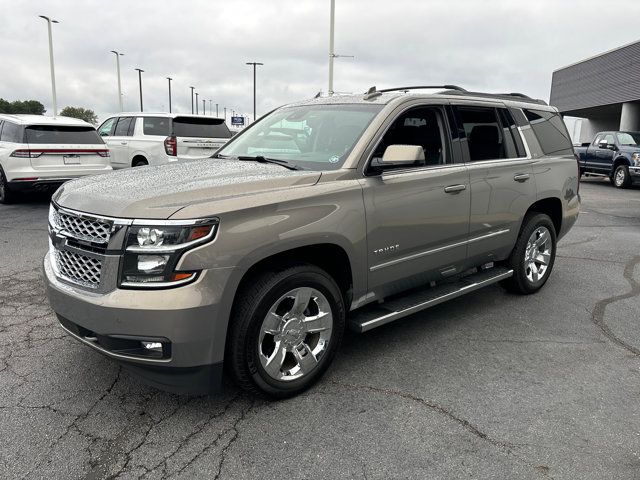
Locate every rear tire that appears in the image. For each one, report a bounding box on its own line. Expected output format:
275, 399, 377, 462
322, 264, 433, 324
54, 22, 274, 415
0, 167, 15, 205
227, 264, 345, 398
133, 158, 148, 167
500, 213, 557, 295
612, 164, 631, 188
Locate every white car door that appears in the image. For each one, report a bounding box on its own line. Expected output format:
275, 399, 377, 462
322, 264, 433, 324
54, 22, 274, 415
100, 116, 134, 168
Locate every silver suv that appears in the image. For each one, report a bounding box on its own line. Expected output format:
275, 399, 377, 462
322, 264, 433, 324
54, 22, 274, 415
44, 86, 580, 397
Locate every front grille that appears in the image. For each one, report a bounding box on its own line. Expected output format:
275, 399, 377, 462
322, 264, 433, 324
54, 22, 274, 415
54, 249, 102, 289
52, 209, 112, 244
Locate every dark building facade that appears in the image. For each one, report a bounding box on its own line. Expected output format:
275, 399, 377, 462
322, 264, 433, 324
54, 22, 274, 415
550, 40, 640, 143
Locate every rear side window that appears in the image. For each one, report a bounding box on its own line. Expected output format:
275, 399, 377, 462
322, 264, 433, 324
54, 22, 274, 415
523, 109, 573, 155
173, 117, 232, 138
0, 121, 23, 143
455, 106, 512, 161
114, 117, 134, 136
498, 109, 526, 157
25, 126, 102, 144
143, 117, 171, 136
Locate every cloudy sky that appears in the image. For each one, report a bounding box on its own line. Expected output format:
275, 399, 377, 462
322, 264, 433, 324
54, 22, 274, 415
1, 0, 639, 123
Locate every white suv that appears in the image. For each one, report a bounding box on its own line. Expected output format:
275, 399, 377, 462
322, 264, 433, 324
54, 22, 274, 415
97, 113, 232, 168
0, 114, 112, 204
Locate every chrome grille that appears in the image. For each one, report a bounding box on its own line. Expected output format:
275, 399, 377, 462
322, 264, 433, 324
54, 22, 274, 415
53, 249, 102, 289
52, 209, 112, 244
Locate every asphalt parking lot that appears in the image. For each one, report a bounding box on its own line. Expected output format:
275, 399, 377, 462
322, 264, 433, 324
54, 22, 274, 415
1, 178, 639, 479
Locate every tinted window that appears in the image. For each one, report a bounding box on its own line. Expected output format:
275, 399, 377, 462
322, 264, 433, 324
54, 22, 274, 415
143, 117, 170, 136
617, 132, 640, 146
371, 106, 448, 168
456, 106, 507, 161
98, 117, 116, 137
25, 126, 102, 144
114, 117, 134, 136
498, 108, 526, 157
0, 122, 23, 143
173, 117, 231, 138
523, 109, 573, 155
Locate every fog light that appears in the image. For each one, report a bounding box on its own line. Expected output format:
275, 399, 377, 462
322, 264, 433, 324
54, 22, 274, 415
142, 341, 162, 351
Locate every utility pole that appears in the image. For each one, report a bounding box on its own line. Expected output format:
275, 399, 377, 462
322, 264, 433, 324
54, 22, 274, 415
195, 92, 199, 114
39, 15, 59, 116
166, 77, 172, 113
246, 62, 263, 121
327, 0, 353, 96
135, 68, 144, 112
110, 51, 124, 112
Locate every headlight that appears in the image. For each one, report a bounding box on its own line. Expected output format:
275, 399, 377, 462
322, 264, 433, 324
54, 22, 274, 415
120, 219, 218, 288
632, 153, 640, 165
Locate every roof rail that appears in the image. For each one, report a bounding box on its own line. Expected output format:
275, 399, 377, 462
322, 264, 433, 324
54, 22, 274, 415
363, 85, 547, 105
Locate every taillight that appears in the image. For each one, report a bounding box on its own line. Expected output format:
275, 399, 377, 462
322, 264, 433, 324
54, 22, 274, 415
96, 150, 110, 157
10, 149, 42, 158
164, 136, 177, 156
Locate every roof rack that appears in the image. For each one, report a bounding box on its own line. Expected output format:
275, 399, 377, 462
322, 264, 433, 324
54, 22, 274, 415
363, 85, 547, 105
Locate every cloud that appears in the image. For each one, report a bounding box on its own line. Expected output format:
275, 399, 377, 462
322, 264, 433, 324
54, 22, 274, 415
2, 0, 639, 122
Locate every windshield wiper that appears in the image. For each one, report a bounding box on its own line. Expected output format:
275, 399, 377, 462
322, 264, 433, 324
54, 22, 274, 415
235, 155, 302, 171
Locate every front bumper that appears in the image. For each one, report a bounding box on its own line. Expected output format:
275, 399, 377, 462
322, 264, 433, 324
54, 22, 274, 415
44, 255, 234, 394
629, 166, 640, 180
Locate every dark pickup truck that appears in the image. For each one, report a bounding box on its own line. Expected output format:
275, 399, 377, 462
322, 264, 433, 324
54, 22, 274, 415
575, 131, 640, 188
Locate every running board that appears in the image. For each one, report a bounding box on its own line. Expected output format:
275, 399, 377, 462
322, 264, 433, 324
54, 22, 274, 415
349, 266, 513, 333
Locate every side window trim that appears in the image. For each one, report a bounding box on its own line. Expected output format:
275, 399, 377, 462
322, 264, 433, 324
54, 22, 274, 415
128, 117, 137, 136
363, 103, 455, 176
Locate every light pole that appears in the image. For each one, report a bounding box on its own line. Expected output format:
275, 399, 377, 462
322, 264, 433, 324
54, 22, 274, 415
202, 99, 205, 115
216, 103, 219, 117
209, 100, 212, 116
135, 68, 144, 112
224, 107, 227, 122
246, 62, 263, 121
195, 92, 199, 114
39, 15, 59, 116
327, 0, 353, 96
110, 51, 124, 112
189, 86, 195, 114
166, 77, 172, 113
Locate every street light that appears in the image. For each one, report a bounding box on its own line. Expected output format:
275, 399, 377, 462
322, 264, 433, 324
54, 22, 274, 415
39, 15, 59, 116
216, 103, 219, 117
189, 86, 195, 114
135, 68, 144, 112
202, 99, 205, 115
110, 51, 124, 112
209, 99, 212, 116
195, 92, 199, 114
246, 62, 263, 121
224, 107, 227, 122
327, 0, 353, 96
166, 77, 172, 113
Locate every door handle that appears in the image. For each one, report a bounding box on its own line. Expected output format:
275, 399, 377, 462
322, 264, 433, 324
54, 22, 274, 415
514, 173, 530, 182
120, 142, 128, 145
444, 184, 466, 194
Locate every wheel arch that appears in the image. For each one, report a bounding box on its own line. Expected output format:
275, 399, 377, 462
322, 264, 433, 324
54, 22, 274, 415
525, 197, 562, 236
131, 154, 148, 167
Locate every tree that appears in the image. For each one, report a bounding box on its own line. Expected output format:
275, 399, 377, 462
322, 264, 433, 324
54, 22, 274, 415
59, 106, 98, 125
0, 98, 45, 115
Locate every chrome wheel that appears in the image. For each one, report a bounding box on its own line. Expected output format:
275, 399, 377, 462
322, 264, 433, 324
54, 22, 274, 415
614, 167, 626, 187
524, 226, 552, 283
258, 287, 333, 382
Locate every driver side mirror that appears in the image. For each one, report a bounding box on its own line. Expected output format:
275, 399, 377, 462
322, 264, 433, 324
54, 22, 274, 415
381, 145, 424, 165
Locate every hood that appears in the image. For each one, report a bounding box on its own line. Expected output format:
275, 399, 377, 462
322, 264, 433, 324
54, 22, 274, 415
53, 158, 321, 219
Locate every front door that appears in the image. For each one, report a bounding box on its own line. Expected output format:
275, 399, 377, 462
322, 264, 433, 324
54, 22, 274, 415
360, 104, 471, 297
102, 116, 134, 168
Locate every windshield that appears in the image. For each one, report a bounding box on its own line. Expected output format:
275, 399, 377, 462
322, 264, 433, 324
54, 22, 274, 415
217, 104, 383, 170
616, 132, 640, 146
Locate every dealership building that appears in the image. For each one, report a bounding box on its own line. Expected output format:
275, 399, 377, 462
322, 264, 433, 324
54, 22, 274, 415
550, 40, 640, 143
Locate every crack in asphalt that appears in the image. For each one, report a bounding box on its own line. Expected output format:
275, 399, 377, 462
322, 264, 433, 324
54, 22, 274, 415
329, 381, 553, 478
591, 255, 640, 356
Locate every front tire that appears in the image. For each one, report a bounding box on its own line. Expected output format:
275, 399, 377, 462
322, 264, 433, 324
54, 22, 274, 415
227, 264, 345, 398
612, 165, 631, 188
501, 213, 557, 295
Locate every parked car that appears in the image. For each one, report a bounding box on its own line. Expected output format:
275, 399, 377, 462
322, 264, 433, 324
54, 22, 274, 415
44, 86, 580, 398
574, 131, 640, 188
97, 113, 232, 168
0, 114, 111, 204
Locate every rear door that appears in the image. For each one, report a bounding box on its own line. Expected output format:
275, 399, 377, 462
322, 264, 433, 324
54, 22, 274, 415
452, 103, 537, 267
104, 116, 135, 168
595, 132, 616, 172
25, 125, 109, 172
172, 117, 232, 160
